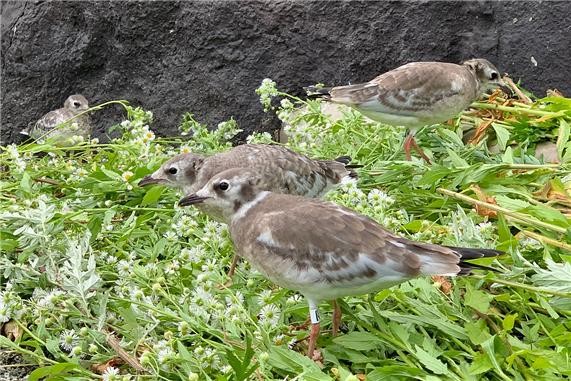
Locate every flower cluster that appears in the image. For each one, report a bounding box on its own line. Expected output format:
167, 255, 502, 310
255, 78, 280, 111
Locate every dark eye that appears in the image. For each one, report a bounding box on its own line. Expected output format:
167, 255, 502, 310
73, 101, 81, 107
168, 167, 177, 175
218, 181, 229, 191
490, 72, 499, 80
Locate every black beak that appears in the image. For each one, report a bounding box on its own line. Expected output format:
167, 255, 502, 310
138, 175, 163, 187
178, 194, 210, 206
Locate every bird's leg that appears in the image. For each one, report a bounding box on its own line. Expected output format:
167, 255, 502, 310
403, 133, 413, 161
331, 299, 342, 336
307, 302, 321, 359
408, 135, 431, 164
226, 254, 240, 278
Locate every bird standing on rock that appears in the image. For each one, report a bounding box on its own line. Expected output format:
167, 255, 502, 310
22, 94, 92, 145
179, 168, 501, 359
140, 144, 358, 276
306, 59, 504, 162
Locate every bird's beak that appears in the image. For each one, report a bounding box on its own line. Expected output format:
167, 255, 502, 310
178, 194, 211, 206
497, 77, 513, 96
138, 175, 164, 187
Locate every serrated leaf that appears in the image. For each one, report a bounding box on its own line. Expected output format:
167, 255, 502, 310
465, 320, 491, 345
468, 352, 493, 375
414, 345, 448, 375
464, 284, 494, 313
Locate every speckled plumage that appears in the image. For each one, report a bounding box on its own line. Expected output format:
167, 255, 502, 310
179, 168, 501, 356
140, 144, 356, 221
310, 59, 502, 131
23, 94, 92, 144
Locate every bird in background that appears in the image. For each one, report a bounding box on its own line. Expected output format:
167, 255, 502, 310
21, 94, 92, 145
306, 58, 504, 162
139, 143, 358, 276
179, 168, 501, 359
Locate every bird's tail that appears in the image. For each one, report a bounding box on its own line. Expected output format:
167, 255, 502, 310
448, 246, 503, 275
304, 85, 332, 100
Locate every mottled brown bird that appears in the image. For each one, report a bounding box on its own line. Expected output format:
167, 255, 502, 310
179, 168, 501, 358
307, 59, 504, 162
140, 144, 357, 276
22, 94, 92, 145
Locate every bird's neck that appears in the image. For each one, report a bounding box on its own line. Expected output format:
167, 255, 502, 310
230, 191, 270, 223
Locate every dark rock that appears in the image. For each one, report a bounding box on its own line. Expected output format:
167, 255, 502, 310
2, 0, 570, 144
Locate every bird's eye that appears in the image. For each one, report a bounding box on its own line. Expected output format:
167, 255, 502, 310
73, 101, 81, 107
218, 181, 230, 191
490, 72, 499, 80
168, 167, 178, 175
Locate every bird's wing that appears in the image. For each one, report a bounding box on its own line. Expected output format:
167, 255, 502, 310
238, 196, 461, 290
329, 63, 475, 115
31, 109, 75, 138
198, 145, 350, 197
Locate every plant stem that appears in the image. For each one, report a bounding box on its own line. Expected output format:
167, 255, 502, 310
472, 275, 571, 297
437, 188, 567, 234
472, 102, 566, 118
520, 230, 571, 251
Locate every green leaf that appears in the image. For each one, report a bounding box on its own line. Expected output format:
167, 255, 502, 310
492, 123, 511, 151
28, 363, 82, 381
557, 119, 570, 160
367, 365, 425, 380
268, 346, 330, 378
468, 352, 493, 375
414, 345, 448, 375
141, 186, 164, 206
20, 171, 32, 194
446, 148, 469, 167
502, 314, 517, 332
333, 331, 384, 351
464, 284, 494, 313
465, 320, 492, 345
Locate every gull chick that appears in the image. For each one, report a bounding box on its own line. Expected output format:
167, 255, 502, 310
139, 144, 357, 217
307, 59, 504, 162
179, 168, 501, 358
22, 94, 92, 145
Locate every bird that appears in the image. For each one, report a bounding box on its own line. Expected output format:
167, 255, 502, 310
21, 94, 92, 145
306, 58, 505, 162
140, 143, 358, 276
178, 168, 502, 358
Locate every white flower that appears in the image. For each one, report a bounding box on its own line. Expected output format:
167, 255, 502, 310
116, 260, 132, 277
367, 189, 395, 207
102, 366, 120, 381
60, 329, 79, 352
121, 171, 134, 182
259, 304, 280, 326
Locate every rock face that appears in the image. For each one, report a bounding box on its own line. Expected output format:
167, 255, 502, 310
1, 1, 570, 144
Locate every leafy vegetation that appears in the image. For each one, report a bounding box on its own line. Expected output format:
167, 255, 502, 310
1, 80, 570, 380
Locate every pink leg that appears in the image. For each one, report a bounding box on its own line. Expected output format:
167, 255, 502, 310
227, 254, 239, 277
403, 134, 413, 161
307, 322, 320, 359
409, 136, 431, 164
332, 300, 341, 336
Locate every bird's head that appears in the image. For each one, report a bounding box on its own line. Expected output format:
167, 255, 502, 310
64, 94, 89, 112
178, 168, 265, 218
463, 58, 505, 91
139, 153, 205, 190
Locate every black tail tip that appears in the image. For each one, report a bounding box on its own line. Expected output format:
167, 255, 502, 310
334, 155, 352, 165
449, 246, 504, 275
